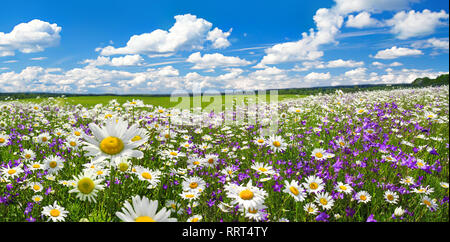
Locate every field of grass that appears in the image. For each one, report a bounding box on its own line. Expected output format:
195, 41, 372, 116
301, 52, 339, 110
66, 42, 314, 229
11, 94, 305, 109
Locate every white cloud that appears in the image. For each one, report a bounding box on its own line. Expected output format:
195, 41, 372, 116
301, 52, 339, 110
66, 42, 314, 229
346, 12, 384, 28
259, 8, 343, 65
0, 19, 61, 56
372, 61, 384, 67
379, 68, 448, 84
293, 59, 363, 71
334, 0, 417, 15
412, 37, 449, 50
373, 46, 423, 59
186, 52, 252, 69
389, 61, 403, 67
344, 67, 367, 78
305, 72, 331, 81
327, 59, 364, 68
99, 14, 231, 56
386, 9, 449, 39
30, 57, 47, 61
207, 27, 232, 49
83, 54, 144, 67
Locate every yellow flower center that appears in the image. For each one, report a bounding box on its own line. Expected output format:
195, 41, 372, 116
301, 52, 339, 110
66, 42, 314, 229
319, 198, 328, 205
423, 200, 431, 207
141, 172, 152, 180
258, 167, 268, 172
0, 138, 5, 143
257, 139, 264, 143
77, 177, 95, 194
191, 217, 199, 222
339, 185, 347, 191
25, 154, 31, 159
308, 207, 315, 213
309, 182, 318, 190
273, 141, 281, 147
339, 142, 345, 147
239, 189, 254, 200
387, 194, 394, 201
193, 161, 200, 166
99, 136, 124, 155
360, 195, 367, 201
69, 141, 77, 147
33, 185, 41, 191
74, 131, 81, 136
42, 137, 48, 142
131, 135, 142, 142
49, 161, 57, 168
50, 209, 60, 217
170, 152, 178, 156
289, 186, 299, 195
185, 194, 195, 198
315, 153, 323, 158
8, 169, 16, 175
34, 197, 41, 202
189, 182, 198, 189
32, 164, 40, 168
97, 170, 103, 175
135, 216, 155, 222
119, 163, 129, 172
208, 158, 214, 164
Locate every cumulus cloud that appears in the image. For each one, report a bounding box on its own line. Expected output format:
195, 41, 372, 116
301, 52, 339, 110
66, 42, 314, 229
259, 8, 343, 65
99, 14, 231, 56
411, 37, 449, 50
0, 19, 61, 56
327, 59, 364, 68
386, 9, 449, 39
207, 27, 232, 49
379, 68, 448, 84
334, 0, 417, 15
257, 0, 423, 66
344, 67, 367, 78
345, 11, 384, 28
186, 52, 252, 69
83, 54, 144, 67
373, 46, 423, 59
293, 59, 363, 71
0, 65, 185, 93
305, 72, 331, 81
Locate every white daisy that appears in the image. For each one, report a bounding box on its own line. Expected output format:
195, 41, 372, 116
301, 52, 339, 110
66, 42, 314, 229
82, 118, 148, 163
116, 195, 177, 222
42, 201, 69, 222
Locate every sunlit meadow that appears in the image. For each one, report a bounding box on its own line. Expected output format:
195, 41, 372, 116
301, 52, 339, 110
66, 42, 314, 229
0, 86, 448, 222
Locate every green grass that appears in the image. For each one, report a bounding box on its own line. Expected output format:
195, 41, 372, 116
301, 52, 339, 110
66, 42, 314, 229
10, 94, 306, 109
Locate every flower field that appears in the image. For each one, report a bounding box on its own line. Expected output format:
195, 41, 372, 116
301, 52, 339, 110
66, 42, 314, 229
0, 86, 448, 222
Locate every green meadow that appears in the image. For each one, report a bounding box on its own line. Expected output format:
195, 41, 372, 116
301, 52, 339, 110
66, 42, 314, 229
11, 94, 305, 109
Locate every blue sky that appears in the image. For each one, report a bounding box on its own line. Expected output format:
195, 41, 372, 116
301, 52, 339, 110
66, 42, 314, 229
0, 0, 448, 94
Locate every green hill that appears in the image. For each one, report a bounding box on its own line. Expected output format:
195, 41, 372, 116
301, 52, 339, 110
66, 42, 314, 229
412, 73, 449, 86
